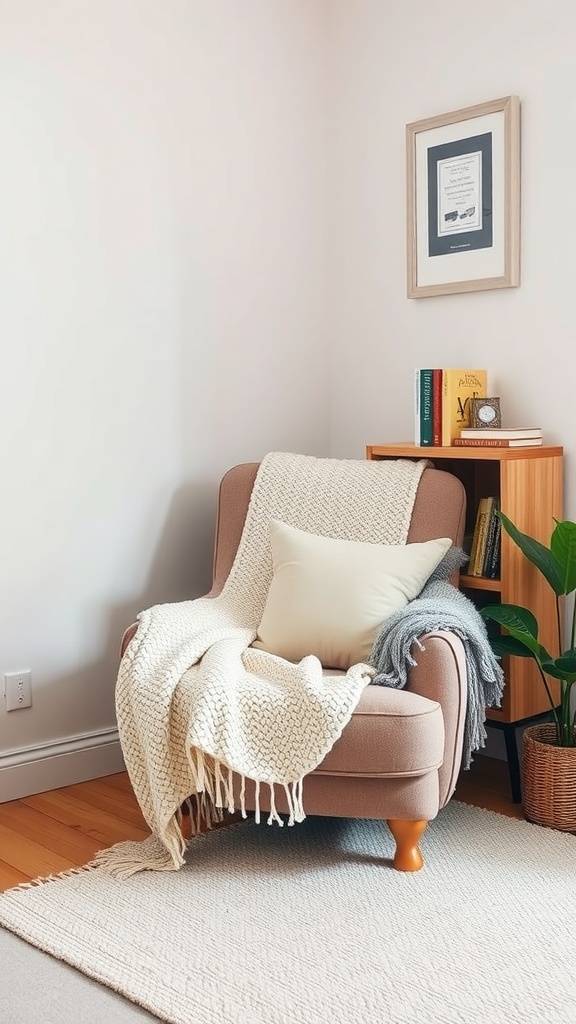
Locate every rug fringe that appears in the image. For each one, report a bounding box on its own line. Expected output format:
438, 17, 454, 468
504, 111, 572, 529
3, 862, 98, 893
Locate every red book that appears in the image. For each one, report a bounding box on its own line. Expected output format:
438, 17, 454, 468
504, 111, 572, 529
432, 369, 442, 446
452, 437, 543, 448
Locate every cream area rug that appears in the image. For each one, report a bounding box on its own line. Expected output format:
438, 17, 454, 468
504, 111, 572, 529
1, 802, 575, 1024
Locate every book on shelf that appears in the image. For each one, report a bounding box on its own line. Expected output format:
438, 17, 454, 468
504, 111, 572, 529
441, 369, 488, 446
413, 370, 421, 446
460, 426, 542, 440
484, 502, 502, 580
466, 505, 481, 576
481, 498, 501, 577
467, 498, 485, 577
419, 369, 434, 446
432, 368, 442, 446
453, 437, 543, 448
414, 367, 483, 447
469, 496, 495, 576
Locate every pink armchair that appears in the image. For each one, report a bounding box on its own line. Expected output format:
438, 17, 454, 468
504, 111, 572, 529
122, 460, 467, 871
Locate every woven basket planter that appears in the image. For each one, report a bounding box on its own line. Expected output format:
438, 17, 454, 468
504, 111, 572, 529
522, 724, 576, 832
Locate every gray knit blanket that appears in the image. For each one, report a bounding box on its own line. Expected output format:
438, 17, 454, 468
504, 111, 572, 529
369, 559, 504, 769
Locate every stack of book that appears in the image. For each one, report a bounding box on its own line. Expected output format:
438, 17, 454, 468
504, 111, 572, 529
468, 497, 501, 579
414, 368, 487, 447
454, 426, 543, 448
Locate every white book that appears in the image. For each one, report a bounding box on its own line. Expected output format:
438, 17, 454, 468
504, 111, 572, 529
414, 369, 421, 446
460, 426, 542, 440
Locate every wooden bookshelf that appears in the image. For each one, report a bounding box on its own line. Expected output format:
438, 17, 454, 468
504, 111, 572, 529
366, 443, 564, 799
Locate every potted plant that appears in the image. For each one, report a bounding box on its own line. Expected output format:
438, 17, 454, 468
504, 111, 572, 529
481, 513, 576, 831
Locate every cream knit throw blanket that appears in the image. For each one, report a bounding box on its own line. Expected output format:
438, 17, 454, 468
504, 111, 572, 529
94, 452, 427, 878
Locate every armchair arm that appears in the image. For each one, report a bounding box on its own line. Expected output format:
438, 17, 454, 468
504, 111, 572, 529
119, 591, 218, 660
405, 631, 468, 808
120, 623, 138, 660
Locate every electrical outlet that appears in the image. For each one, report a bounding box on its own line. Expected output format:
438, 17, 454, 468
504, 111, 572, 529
4, 670, 32, 711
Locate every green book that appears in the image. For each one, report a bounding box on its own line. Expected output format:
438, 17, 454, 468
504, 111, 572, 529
419, 369, 433, 446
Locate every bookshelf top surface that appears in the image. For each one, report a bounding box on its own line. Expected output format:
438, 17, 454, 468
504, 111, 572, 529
366, 443, 563, 461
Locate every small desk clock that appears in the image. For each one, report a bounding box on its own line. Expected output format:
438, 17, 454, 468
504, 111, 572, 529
470, 397, 502, 429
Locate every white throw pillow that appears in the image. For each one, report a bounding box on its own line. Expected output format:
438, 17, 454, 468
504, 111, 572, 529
254, 520, 452, 670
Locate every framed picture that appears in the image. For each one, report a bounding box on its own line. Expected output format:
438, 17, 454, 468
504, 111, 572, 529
406, 95, 520, 298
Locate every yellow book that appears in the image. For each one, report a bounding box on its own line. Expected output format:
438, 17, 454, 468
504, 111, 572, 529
467, 502, 484, 577
441, 369, 488, 446
470, 496, 494, 576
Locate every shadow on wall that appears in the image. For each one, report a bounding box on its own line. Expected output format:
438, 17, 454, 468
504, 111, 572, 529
137, 477, 218, 611
108, 475, 220, 671
2, 477, 221, 761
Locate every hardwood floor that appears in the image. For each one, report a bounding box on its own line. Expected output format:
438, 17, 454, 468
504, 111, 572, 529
454, 753, 525, 820
0, 756, 524, 892
0, 774, 149, 892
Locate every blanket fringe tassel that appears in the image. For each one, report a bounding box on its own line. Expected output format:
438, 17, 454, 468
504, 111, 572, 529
93, 749, 307, 877
187, 748, 306, 834
92, 824, 187, 879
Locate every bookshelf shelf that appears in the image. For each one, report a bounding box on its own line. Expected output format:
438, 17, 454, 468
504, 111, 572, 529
366, 442, 564, 801
459, 574, 501, 592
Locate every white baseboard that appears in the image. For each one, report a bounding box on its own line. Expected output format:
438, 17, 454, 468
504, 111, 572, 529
0, 728, 125, 803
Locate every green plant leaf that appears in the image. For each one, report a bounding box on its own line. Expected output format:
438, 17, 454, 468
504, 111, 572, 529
481, 603, 538, 637
488, 634, 535, 659
545, 652, 576, 680
481, 604, 554, 662
550, 520, 576, 595
498, 511, 565, 595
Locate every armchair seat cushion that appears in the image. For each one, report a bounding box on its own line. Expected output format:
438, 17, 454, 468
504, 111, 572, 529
313, 679, 444, 778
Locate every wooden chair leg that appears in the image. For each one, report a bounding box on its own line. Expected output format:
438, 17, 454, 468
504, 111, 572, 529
386, 818, 427, 871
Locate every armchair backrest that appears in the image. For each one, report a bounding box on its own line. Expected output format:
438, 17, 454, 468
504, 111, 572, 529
211, 461, 466, 596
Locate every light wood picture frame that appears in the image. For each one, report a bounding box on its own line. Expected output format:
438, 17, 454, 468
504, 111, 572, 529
406, 95, 520, 298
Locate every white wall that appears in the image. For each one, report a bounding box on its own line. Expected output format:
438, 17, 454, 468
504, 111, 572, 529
328, 0, 574, 519
3, 0, 572, 797
327, 0, 576, 759
0, 0, 330, 796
